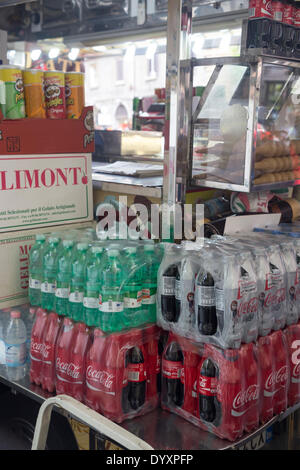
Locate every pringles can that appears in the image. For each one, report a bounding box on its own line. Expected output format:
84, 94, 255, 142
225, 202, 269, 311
0, 65, 25, 119
23, 69, 46, 119
44, 70, 66, 119
65, 71, 84, 119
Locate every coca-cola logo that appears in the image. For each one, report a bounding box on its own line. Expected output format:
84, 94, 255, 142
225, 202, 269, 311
265, 366, 288, 391
293, 363, 300, 379
264, 288, 286, 308
31, 341, 51, 359
237, 297, 258, 316
232, 385, 259, 416
264, 0, 272, 12
56, 357, 81, 380
86, 365, 114, 390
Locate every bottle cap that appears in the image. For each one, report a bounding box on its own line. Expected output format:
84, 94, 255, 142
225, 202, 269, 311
11, 310, 21, 319
63, 239, 74, 248
36, 234, 46, 242
91, 245, 103, 254
144, 244, 155, 251
107, 249, 119, 257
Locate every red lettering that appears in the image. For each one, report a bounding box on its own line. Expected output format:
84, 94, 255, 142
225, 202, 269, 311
41, 169, 55, 188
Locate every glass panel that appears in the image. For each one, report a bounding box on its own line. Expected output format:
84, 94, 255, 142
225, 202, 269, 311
192, 63, 250, 186
254, 62, 300, 186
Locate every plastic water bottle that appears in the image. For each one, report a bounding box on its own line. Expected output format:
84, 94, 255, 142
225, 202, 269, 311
55, 239, 75, 316
69, 242, 89, 322
29, 234, 46, 307
99, 249, 124, 333
83, 246, 103, 327
41, 236, 61, 311
142, 244, 159, 324
4, 310, 27, 381
123, 246, 143, 328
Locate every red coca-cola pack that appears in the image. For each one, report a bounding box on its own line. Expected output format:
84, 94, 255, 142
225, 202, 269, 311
161, 329, 291, 442
84, 325, 162, 423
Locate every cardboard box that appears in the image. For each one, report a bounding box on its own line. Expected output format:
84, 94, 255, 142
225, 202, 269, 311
0, 221, 95, 309
0, 107, 95, 232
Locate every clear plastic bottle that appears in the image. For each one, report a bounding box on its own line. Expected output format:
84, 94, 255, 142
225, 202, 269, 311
4, 310, 27, 381
142, 244, 160, 324
99, 249, 124, 332
83, 245, 103, 327
41, 236, 61, 311
55, 239, 75, 317
123, 246, 143, 328
29, 234, 47, 307
69, 242, 89, 322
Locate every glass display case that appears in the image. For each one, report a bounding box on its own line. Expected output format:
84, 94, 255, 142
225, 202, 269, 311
187, 55, 300, 192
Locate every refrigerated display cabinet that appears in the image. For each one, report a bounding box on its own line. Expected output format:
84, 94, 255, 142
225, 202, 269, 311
179, 55, 300, 193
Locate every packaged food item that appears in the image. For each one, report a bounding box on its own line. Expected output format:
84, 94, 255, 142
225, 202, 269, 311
85, 325, 160, 423
44, 70, 66, 119
23, 68, 46, 118
0, 65, 25, 119
65, 71, 84, 119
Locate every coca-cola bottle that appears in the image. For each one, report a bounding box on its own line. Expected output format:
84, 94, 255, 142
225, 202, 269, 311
198, 357, 218, 423
247, 0, 273, 49
240, 343, 259, 434
161, 264, 179, 323
270, 330, 289, 414
127, 330, 147, 411
29, 307, 48, 386
100, 331, 129, 422
161, 336, 184, 408
69, 321, 91, 402
196, 271, 217, 336
217, 348, 244, 441
55, 317, 77, 396
84, 328, 107, 414
40, 311, 63, 393
257, 335, 274, 424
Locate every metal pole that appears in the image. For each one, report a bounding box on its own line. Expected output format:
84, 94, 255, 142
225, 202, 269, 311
163, 0, 193, 241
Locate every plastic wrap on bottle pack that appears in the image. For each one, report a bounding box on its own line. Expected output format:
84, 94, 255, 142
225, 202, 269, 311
84, 324, 161, 423
284, 322, 300, 407
157, 242, 247, 349
161, 332, 260, 442
235, 234, 288, 331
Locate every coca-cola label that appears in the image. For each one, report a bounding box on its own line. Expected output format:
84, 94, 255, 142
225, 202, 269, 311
231, 384, 259, 417
198, 375, 217, 397
127, 362, 147, 383
30, 341, 51, 362
86, 364, 116, 395
237, 297, 258, 317
162, 359, 182, 379
249, 0, 273, 19
264, 288, 286, 308
56, 357, 83, 384
264, 365, 289, 397
292, 363, 300, 383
